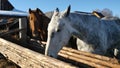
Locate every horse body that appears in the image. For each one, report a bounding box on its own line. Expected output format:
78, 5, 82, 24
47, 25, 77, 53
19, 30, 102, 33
45, 6, 120, 58
77, 19, 120, 52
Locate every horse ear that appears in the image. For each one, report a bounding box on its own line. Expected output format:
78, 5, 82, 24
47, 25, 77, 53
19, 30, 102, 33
55, 8, 59, 12
29, 8, 32, 13
63, 5, 71, 17
36, 8, 40, 12
53, 8, 59, 16
36, 8, 44, 14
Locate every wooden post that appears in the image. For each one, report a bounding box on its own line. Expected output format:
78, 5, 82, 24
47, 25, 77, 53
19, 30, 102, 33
19, 18, 27, 44
0, 0, 2, 10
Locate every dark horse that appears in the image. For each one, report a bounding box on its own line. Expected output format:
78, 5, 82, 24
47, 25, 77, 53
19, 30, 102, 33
28, 8, 50, 42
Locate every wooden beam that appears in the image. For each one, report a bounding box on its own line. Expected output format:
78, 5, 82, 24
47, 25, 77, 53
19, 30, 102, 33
0, 15, 27, 18
0, 10, 28, 17
0, 38, 77, 68
59, 47, 120, 68
62, 47, 118, 63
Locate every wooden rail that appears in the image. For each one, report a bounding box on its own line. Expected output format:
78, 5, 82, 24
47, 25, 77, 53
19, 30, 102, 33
0, 38, 77, 68
39, 42, 120, 67
37, 42, 120, 67
0, 28, 25, 37
59, 47, 120, 68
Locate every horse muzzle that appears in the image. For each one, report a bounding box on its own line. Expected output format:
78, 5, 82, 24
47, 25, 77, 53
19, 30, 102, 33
45, 50, 58, 58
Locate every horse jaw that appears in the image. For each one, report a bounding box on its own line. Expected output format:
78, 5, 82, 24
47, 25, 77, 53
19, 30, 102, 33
45, 29, 71, 58
45, 23, 72, 58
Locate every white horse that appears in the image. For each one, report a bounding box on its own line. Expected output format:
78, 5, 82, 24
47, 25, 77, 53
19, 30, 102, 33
45, 5, 120, 58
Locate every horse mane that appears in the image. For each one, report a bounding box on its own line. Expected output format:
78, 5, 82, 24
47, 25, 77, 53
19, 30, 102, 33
101, 16, 120, 20
73, 11, 100, 20
74, 11, 92, 15
74, 11, 120, 21
36, 8, 44, 14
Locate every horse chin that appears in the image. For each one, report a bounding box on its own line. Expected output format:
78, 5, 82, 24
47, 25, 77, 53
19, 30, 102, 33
32, 33, 39, 37
32, 33, 40, 40
46, 46, 62, 58
48, 54, 58, 58
45, 44, 58, 58
47, 52, 58, 58
47, 40, 69, 58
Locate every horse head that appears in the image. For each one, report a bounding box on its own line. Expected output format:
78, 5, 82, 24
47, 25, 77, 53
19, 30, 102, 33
29, 8, 50, 41
45, 5, 73, 58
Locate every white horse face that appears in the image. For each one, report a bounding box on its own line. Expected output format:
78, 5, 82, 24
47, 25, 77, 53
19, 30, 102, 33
45, 6, 71, 58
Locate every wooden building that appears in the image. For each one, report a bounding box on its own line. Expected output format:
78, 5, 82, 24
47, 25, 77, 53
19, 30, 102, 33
0, 0, 14, 10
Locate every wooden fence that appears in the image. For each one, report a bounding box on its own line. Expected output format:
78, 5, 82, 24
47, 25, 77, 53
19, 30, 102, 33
0, 10, 28, 44
0, 10, 120, 68
0, 38, 120, 68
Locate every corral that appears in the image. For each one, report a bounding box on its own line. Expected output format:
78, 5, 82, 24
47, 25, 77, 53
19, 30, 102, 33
0, 0, 120, 68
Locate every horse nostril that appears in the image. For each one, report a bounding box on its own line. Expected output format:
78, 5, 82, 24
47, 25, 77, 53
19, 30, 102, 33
33, 33, 37, 37
48, 54, 58, 58
33, 33, 39, 38
47, 53, 54, 57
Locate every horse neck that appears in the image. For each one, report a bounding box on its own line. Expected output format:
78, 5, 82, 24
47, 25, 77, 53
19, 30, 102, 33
39, 15, 50, 31
42, 15, 50, 25
35, 13, 44, 29
34, 14, 48, 41
38, 13, 50, 41
67, 13, 100, 39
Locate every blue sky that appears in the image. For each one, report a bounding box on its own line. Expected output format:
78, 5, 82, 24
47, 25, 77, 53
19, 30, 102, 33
9, 0, 120, 16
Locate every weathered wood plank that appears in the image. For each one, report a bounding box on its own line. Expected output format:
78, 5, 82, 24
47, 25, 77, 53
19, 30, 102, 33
27, 41, 120, 67
0, 38, 77, 68
62, 47, 119, 64
59, 47, 120, 68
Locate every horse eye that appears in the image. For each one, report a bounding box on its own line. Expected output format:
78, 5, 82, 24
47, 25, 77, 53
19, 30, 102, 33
57, 29, 61, 32
57, 29, 60, 32
51, 32, 54, 38
30, 17, 33, 20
